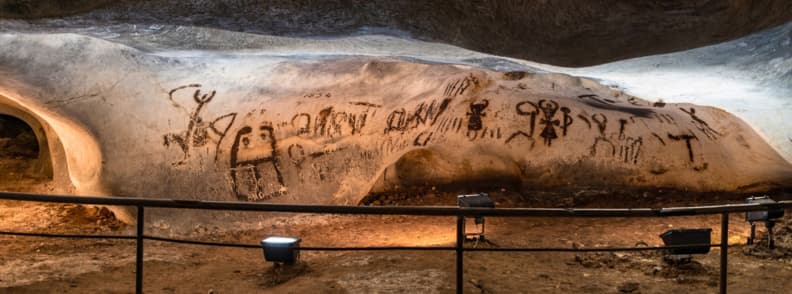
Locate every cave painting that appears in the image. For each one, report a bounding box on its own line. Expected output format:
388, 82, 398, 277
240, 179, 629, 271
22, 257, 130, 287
444, 75, 478, 97
506, 100, 540, 145
384, 98, 452, 134
313, 107, 367, 138
221, 92, 728, 201
589, 113, 616, 157
292, 102, 379, 139
680, 107, 720, 140
466, 99, 489, 131
163, 85, 237, 165
577, 94, 655, 117
668, 132, 698, 162
229, 124, 286, 201
536, 100, 574, 146
291, 113, 311, 135
618, 136, 643, 164
155, 73, 743, 203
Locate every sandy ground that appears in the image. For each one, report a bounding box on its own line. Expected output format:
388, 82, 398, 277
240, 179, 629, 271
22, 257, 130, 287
1, 153, 791, 293
2, 180, 792, 293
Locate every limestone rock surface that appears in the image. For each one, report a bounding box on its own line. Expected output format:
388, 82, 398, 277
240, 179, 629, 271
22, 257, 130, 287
1, 33, 789, 208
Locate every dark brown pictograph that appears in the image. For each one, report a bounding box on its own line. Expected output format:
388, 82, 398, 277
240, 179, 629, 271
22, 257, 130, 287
466, 128, 485, 141
287, 143, 306, 167
291, 113, 311, 135
589, 113, 615, 156
384, 98, 452, 134
349, 101, 382, 108
577, 94, 655, 118
444, 75, 478, 97
466, 99, 489, 131
654, 113, 675, 124
618, 118, 628, 139
668, 132, 698, 162
585, 113, 641, 164
560, 107, 573, 136
287, 143, 339, 168
314, 107, 334, 136
507, 100, 571, 146
379, 136, 410, 155
578, 94, 613, 105
303, 92, 331, 99
652, 132, 666, 146
413, 131, 434, 146
229, 124, 285, 201
619, 137, 643, 164
506, 100, 540, 144
680, 107, 720, 140
538, 100, 561, 146
577, 113, 591, 129
385, 108, 407, 134
310, 105, 373, 138
592, 113, 607, 136
163, 85, 237, 165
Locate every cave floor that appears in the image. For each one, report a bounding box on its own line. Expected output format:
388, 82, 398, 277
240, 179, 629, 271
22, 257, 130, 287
1, 154, 791, 294
1, 194, 792, 293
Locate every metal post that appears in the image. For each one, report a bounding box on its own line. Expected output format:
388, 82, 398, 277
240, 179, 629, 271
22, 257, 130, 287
136, 205, 144, 294
748, 222, 755, 245
456, 215, 464, 294
766, 221, 776, 249
720, 213, 728, 294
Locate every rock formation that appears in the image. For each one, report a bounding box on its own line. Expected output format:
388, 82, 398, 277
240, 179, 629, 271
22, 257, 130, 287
1, 33, 789, 212
2, 0, 791, 66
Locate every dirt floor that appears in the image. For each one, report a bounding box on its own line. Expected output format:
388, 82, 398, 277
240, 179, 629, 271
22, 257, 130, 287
1, 186, 792, 293
1, 153, 792, 293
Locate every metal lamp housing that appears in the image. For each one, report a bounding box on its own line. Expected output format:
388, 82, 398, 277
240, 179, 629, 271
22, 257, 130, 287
746, 196, 784, 222
261, 236, 301, 264
457, 193, 494, 240
660, 228, 712, 255
457, 193, 494, 226
457, 193, 495, 208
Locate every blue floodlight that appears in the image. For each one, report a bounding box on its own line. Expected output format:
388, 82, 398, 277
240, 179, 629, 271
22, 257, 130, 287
261, 236, 301, 264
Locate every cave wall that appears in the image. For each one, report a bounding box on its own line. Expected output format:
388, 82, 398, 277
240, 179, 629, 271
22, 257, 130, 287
0, 33, 789, 205
1, 0, 791, 66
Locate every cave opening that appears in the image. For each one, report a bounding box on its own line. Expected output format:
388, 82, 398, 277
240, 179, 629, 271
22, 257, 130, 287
359, 148, 785, 208
0, 114, 52, 185
360, 148, 526, 207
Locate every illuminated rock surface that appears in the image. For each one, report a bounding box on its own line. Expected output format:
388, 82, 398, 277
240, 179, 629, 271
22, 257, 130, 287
1, 2, 792, 219
1, 3, 792, 293
0, 32, 790, 211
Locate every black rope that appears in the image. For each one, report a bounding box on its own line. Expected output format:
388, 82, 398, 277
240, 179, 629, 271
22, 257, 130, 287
143, 235, 260, 249
1, 230, 724, 253
463, 243, 721, 252
143, 235, 457, 250
0, 230, 135, 240
0, 191, 788, 217
298, 246, 456, 251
